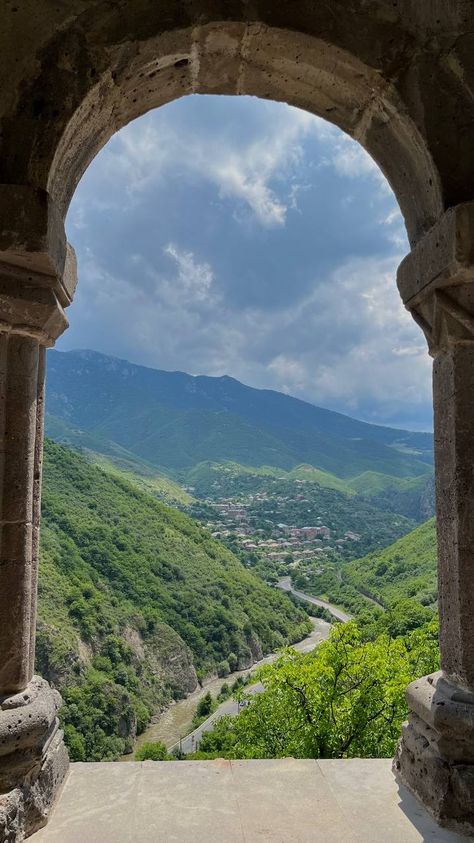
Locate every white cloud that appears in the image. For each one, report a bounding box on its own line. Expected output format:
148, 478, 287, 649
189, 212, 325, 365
212, 154, 287, 226
73, 100, 317, 228
67, 243, 431, 428
65, 96, 427, 427
162, 244, 216, 304
307, 114, 391, 195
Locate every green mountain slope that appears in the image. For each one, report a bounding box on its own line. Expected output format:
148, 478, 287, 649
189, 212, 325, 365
342, 518, 437, 609
38, 440, 310, 760
346, 472, 423, 496
46, 349, 433, 479
298, 518, 437, 622
186, 460, 355, 496
46, 414, 192, 505
346, 472, 434, 521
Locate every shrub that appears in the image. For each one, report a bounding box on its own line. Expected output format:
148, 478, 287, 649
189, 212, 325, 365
196, 691, 213, 718
135, 741, 169, 761
217, 660, 230, 677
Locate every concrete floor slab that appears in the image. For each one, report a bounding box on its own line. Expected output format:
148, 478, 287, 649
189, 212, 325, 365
136, 759, 243, 842
29, 759, 474, 843
230, 758, 354, 843
317, 758, 470, 843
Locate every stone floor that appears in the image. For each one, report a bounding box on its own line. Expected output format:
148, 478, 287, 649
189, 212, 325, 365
30, 758, 473, 842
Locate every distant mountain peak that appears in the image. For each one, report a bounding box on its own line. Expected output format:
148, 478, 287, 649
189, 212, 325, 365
47, 348, 433, 481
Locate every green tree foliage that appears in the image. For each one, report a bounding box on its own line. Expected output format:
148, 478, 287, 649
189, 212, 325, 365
196, 692, 213, 718
135, 741, 170, 761
299, 519, 438, 624
194, 618, 439, 760
342, 519, 437, 608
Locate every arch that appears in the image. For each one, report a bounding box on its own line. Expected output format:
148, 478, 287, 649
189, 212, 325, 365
0, 19, 443, 247
4, 4, 474, 836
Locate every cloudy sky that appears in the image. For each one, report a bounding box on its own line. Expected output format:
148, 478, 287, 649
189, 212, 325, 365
62, 94, 433, 431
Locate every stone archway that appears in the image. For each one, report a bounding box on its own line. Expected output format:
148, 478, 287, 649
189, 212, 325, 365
1, 3, 474, 839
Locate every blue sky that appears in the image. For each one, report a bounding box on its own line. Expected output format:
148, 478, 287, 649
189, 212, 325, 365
63, 94, 432, 431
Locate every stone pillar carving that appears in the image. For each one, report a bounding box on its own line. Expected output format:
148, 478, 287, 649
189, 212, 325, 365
394, 202, 474, 833
0, 201, 77, 841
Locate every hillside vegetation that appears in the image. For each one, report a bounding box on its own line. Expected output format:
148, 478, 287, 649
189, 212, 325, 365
297, 518, 437, 628
46, 414, 191, 505
38, 440, 310, 760
46, 349, 433, 479
190, 521, 440, 763
190, 618, 439, 761
342, 519, 437, 609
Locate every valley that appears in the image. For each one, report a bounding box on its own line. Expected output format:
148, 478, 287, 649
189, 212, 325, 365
186, 469, 420, 586
38, 440, 311, 762
129, 614, 330, 758
38, 348, 438, 766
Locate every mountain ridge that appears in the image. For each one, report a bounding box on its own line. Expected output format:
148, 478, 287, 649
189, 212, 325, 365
46, 349, 433, 480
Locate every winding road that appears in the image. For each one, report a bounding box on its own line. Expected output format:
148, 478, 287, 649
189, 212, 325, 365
128, 615, 331, 758
169, 614, 332, 755
277, 577, 353, 622
126, 581, 359, 759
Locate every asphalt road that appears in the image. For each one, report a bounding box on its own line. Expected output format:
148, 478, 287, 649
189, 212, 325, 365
277, 577, 353, 623
172, 616, 331, 755
172, 694, 248, 755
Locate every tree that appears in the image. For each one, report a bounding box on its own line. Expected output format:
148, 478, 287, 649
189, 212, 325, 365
135, 741, 169, 761
196, 691, 213, 718
217, 660, 230, 677
195, 619, 439, 760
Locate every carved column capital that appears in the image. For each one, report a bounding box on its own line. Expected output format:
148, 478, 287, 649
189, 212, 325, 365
408, 284, 474, 356
0, 268, 68, 347
0, 241, 77, 346
397, 202, 474, 355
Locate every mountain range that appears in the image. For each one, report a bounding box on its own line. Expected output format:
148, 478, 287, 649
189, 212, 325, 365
45, 349, 433, 483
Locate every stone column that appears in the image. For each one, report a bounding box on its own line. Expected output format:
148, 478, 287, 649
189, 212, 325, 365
394, 202, 474, 834
0, 254, 75, 841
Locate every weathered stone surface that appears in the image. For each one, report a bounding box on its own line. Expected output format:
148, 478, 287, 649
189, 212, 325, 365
0, 677, 61, 764
393, 207, 474, 833
0, 271, 72, 838
397, 203, 474, 307
3, 2, 465, 243
395, 674, 474, 833
433, 344, 474, 691
0, 789, 22, 843
0, 187, 66, 284
28, 759, 469, 843
20, 730, 69, 840
395, 721, 474, 834
0, 279, 67, 348
0, 678, 69, 842
0, 269, 70, 694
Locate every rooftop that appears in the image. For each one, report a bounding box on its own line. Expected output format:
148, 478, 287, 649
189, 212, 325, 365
30, 758, 471, 843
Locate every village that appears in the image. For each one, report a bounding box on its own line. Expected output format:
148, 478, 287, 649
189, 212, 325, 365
195, 488, 362, 575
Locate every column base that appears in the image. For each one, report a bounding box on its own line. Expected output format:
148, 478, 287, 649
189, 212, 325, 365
393, 671, 474, 835
0, 677, 69, 842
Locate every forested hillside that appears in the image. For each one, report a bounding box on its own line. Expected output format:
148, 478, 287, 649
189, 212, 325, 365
342, 518, 437, 609
297, 518, 437, 625
40, 350, 438, 765
46, 349, 433, 479
38, 440, 310, 760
